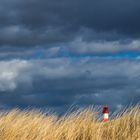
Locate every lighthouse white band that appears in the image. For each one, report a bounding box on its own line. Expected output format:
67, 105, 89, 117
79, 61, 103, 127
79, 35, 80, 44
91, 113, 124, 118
103, 113, 109, 119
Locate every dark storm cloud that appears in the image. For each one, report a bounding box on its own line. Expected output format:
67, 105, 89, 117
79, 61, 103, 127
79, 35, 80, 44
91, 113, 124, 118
17, 0, 140, 35
0, 0, 140, 113
0, 58, 139, 112
1, 0, 140, 47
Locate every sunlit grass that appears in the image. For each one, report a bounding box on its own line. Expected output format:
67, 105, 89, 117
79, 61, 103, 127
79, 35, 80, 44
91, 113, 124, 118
0, 106, 139, 140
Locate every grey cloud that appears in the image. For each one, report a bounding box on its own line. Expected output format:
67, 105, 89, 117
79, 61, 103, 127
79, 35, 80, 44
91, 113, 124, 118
0, 0, 140, 47
17, 0, 140, 35
1, 39, 140, 58
0, 58, 139, 113
68, 38, 140, 55
0, 25, 74, 47
1, 0, 140, 114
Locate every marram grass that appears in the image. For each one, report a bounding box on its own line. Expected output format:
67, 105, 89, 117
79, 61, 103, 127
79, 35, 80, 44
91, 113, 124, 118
0, 106, 139, 140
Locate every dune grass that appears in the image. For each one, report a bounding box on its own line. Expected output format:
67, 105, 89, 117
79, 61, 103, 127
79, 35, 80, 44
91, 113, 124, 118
0, 106, 139, 140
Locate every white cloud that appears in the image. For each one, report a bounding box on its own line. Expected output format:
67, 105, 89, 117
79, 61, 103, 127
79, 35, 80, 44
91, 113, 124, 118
68, 38, 140, 54
0, 59, 32, 91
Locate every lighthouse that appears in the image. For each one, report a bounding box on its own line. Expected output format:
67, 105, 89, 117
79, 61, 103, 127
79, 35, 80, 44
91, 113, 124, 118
102, 106, 109, 122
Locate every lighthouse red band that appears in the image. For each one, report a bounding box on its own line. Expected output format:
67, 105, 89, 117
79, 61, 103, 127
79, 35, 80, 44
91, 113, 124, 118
102, 106, 109, 122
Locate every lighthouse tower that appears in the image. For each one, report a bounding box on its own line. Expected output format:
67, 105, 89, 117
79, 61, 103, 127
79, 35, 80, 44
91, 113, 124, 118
102, 106, 109, 122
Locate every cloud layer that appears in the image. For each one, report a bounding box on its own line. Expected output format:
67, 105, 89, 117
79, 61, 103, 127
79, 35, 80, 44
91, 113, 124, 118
0, 58, 139, 112
0, 0, 140, 113
68, 38, 140, 55
1, 0, 140, 48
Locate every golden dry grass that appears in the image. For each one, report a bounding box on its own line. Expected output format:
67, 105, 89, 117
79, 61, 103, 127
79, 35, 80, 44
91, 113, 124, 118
0, 106, 139, 140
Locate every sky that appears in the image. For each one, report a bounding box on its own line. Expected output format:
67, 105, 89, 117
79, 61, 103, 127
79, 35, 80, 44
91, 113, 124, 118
0, 0, 140, 113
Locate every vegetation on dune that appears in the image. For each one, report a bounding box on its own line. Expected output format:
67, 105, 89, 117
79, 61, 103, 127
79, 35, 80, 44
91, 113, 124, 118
0, 106, 139, 140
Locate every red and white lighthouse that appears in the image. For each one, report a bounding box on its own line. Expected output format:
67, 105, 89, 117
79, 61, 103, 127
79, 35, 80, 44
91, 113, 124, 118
102, 106, 109, 122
